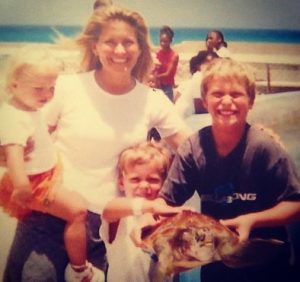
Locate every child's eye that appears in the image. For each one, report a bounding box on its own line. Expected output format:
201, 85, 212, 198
34, 87, 44, 93
129, 177, 140, 183
147, 178, 161, 184
105, 40, 115, 46
231, 92, 243, 98
212, 92, 223, 98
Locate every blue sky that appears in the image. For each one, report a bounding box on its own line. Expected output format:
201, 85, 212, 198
0, 0, 299, 30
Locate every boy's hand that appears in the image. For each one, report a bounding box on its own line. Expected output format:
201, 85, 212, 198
130, 213, 155, 248
11, 185, 32, 207
220, 214, 254, 242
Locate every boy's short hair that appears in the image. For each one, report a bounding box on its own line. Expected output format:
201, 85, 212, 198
201, 58, 256, 104
117, 141, 172, 180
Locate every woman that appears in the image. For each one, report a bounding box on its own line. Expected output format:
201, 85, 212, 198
3, 6, 191, 282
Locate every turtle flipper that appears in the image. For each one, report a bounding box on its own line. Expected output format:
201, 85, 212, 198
221, 238, 285, 268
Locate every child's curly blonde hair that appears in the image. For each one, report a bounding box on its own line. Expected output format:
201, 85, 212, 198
117, 141, 172, 181
5, 46, 62, 95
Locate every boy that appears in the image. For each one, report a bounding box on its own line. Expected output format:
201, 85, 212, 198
100, 141, 183, 282
135, 58, 300, 282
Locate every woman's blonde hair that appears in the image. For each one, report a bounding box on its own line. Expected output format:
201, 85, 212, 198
117, 141, 172, 181
5, 46, 62, 94
201, 58, 256, 104
76, 6, 153, 82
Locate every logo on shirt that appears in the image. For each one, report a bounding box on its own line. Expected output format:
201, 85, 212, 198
201, 182, 257, 204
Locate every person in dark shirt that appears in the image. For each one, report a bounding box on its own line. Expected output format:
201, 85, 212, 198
134, 58, 300, 282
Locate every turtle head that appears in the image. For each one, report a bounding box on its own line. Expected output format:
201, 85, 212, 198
170, 227, 218, 263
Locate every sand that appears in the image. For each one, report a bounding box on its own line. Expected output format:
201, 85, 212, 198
171, 41, 300, 92
2, 40, 299, 94
1, 40, 300, 75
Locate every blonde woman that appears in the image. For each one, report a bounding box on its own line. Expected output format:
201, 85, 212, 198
3, 6, 190, 282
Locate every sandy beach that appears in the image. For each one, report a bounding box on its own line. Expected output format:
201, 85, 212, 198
171, 41, 300, 93
1, 41, 300, 85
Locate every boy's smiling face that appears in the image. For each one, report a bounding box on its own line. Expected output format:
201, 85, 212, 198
203, 76, 253, 130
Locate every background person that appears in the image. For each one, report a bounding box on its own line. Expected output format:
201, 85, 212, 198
154, 25, 179, 102
93, 0, 112, 10
174, 50, 218, 118
205, 30, 231, 58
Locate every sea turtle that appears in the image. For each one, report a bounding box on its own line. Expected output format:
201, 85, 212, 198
141, 210, 284, 281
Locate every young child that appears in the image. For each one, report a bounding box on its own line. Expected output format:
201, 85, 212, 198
0, 47, 104, 282
135, 58, 300, 282
100, 141, 183, 282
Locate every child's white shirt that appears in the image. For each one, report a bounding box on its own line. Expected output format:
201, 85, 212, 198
100, 216, 154, 282
0, 102, 56, 174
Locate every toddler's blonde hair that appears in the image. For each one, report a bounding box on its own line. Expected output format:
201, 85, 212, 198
5, 46, 62, 95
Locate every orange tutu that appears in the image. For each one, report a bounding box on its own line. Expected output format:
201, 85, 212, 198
0, 162, 62, 220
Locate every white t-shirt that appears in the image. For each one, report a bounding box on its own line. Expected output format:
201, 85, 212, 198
216, 46, 231, 58
0, 102, 56, 175
175, 72, 203, 119
101, 216, 155, 282
43, 71, 186, 213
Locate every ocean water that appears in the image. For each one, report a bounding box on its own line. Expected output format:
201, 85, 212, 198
0, 25, 300, 45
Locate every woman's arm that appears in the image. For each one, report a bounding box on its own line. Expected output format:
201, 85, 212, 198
5, 144, 32, 206
221, 201, 300, 241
